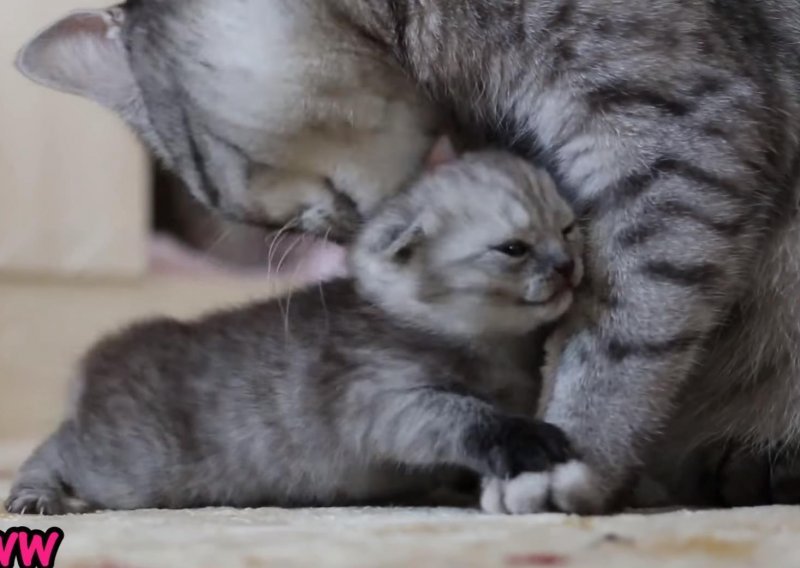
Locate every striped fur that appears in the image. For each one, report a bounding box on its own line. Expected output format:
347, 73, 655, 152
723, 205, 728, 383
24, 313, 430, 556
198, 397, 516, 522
16, 0, 800, 510
337, 0, 800, 511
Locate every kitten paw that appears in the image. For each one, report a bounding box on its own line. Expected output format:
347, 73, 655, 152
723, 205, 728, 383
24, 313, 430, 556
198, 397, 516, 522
480, 460, 607, 515
5, 488, 67, 516
5, 487, 88, 516
480, 478, 508, 514
469, 418, 573, 479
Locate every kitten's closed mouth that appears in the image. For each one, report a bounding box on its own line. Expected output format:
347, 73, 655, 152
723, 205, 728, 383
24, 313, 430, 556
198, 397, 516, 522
429, 288, 573, 308
520, 288, 573, 307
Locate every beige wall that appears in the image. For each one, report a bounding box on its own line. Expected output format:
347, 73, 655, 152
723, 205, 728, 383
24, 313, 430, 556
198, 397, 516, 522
0, 277, 292, 441
0, 0, 150, 279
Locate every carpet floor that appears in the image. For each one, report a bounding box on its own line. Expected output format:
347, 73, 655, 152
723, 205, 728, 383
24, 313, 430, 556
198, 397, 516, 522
2, 442, 799, 568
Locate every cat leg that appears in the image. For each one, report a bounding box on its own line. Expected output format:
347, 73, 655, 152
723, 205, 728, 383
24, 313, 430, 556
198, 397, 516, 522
715, 443, 772, 507
768, 449, 800, 504
505, 149, 771, 514
710, 443, 800, 507
349, 387, 572, 490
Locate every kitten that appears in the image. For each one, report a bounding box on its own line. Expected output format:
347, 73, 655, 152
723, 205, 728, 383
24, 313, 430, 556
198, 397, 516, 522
5, 151, 582, 515
17, 0, 800, 513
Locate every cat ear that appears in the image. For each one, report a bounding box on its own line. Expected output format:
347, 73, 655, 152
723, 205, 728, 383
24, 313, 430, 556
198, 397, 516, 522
425, 136, 458, 170
16, 9, 139, 111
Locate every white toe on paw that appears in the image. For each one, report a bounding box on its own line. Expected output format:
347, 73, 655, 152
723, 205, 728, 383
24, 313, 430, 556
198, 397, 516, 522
480, 478, 507, 514
503, 473, 551, 515
550, 460, 605, 514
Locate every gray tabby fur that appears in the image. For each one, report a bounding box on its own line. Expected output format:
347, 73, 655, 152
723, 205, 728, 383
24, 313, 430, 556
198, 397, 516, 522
15, 0, 800, 511
15, 2, 440, 240
5, 152, 580, 515
345, 0, 800, 512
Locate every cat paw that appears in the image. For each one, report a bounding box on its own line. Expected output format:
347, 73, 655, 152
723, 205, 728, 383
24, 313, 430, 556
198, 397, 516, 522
468, 418, 573, 479
716, 447, 771, 507
480, 461, 608, 515
770, 452, 800, 504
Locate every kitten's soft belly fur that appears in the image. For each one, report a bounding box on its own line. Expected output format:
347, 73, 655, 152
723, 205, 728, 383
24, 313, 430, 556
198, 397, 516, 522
16, 0, 800, 511
5, 152, 581, 515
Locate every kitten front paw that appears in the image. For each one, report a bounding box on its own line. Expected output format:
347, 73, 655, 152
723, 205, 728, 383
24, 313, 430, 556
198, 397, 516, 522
5, 487, 66, 516
468, 417, 573, 479
480, 460, 608, 515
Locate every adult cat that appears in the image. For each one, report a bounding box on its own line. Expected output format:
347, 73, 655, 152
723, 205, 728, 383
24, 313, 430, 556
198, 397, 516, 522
16, 0, 800, 513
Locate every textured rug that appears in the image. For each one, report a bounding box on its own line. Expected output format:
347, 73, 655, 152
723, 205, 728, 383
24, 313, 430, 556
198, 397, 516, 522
2, 442, 799, 568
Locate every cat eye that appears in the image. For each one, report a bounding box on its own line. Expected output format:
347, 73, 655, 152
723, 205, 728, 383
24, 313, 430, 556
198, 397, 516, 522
563, 223, 577, 236
493, 240, 532, 258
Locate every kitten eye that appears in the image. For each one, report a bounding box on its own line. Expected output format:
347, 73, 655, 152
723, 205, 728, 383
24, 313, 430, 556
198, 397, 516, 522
562, 223, 577, 237
493, 240, 532, 258
395, 246, 414, 263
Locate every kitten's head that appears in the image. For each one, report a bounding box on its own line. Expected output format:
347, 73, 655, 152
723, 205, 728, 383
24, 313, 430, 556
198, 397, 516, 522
351, 151, 584, 338
16, 1, 439, 241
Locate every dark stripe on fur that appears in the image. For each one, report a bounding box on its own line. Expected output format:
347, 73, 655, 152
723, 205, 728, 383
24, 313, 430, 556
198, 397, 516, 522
615, 222, 664, 248
586, 84, 693, 117
688, 74, 729, 98
548, 0, 576, 29
590, 156, 749, 216
655, 158, 748, 202
181, 111, 221, 208
387, 0, 410, 62
616, 201, 747, 247
654, 201, 747, 237
606, 334, 699, 362
643, 260, 722, 288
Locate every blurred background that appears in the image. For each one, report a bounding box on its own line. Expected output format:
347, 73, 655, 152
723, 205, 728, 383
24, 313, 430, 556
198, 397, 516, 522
0, 0, 337, 443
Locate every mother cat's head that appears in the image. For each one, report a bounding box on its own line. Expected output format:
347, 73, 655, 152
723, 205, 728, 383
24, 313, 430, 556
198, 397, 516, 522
17, 0, 438, 240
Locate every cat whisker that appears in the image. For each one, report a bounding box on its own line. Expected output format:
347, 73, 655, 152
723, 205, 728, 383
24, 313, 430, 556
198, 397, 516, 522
276, 235, 308, 338
275, 233, 303, 278
268, 220, 298, 328
267, 218, 298, 280
318, 228, 333, 333
282, 288, 296, 338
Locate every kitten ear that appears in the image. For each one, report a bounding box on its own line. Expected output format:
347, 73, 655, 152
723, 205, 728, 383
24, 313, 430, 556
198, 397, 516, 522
16, 9, 138, 111
425, 136, 458, 170
368, 209, 427, 263
383, 220, 425, 262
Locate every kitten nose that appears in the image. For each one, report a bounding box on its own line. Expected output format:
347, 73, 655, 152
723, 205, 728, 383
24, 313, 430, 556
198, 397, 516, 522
553, 259, 575, 280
